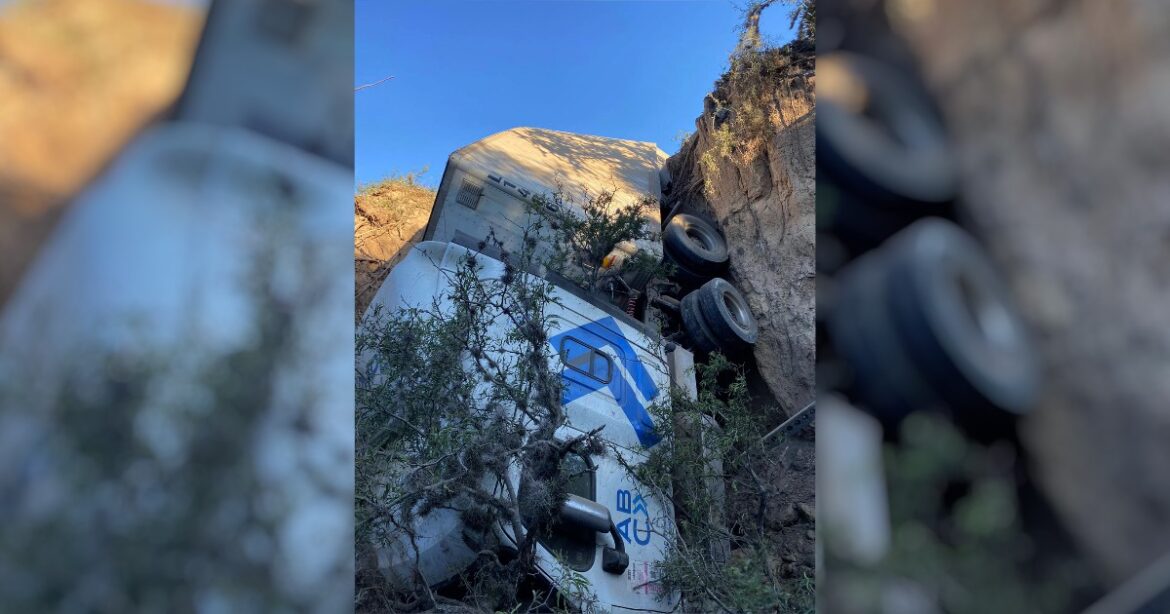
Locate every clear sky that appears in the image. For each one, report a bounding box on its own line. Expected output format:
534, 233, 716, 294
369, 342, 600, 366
355, 1, 795, 188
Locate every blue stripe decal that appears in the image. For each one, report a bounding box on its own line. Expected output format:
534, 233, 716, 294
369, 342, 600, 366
550, 316, 661, 448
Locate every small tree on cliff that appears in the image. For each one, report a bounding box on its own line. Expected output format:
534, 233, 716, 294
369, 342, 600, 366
790, 0, 814, 42
736, 1, 814, 50
737, 0, 777, 53
630, 354, 815, 613
529, 188, 662, 292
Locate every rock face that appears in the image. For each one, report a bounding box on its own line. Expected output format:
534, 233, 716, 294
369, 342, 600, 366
888, 0, 1170, 587
665, 45, 816, 416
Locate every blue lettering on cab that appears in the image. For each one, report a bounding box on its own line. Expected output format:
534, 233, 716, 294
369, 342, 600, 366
615, 488, 652, 545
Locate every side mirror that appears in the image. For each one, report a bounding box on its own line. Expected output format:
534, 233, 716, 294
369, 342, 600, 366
558, 495, 630, 575
559, 494, 612, 533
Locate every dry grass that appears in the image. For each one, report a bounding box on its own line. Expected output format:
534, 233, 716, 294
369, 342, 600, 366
700, 42, 814, 199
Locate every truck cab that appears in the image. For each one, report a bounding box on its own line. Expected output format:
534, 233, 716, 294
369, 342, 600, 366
360, 128, 693, 611
363, 240, 681, 612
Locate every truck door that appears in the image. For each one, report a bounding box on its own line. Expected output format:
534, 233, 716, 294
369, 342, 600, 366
552, 311, 662, 450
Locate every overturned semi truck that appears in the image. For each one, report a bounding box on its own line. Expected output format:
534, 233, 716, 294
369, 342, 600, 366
359, 127, 760, 612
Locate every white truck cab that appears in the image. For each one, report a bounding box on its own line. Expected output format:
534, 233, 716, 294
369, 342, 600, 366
363, 241, 681, 612
360, 128, 697, 611
0, 1, 354, 609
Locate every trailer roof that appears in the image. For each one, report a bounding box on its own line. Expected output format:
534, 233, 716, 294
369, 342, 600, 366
450, 127, 669, 207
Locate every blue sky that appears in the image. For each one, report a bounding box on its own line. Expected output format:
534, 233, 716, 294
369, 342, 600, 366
355, 1, 794, 188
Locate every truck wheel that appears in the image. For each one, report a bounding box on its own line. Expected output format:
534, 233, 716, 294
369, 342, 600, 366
680, 291, 720, 354
829, 218, 1038, 435
695, 278, 759, 353
884, 218, 1038, 417
663, 213, 729, 275
817, 52, 957, 206
829, 246, 942, 426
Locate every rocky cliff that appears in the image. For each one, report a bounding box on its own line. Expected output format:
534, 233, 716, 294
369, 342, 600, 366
665, 42, 816, 416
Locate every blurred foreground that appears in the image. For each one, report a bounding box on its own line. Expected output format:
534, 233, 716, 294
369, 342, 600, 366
0, 0, 354, 611
818, 1, 1170, 612
0, 0, 203, 303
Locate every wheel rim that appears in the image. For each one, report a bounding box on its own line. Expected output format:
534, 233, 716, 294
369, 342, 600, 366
721, 288, 751, 331
685, 223, 719, 253
953, 266, 1017, 352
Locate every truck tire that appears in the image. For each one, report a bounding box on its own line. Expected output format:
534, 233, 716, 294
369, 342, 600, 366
663, 213, 729, 275
681, 279, 760, 356
830, 247, 944, 426
817, 52, 957, 206
884, 218, 1038, 417
695, 278, 759, 353
680, 291, 720, 354
829, 218, 1038, 436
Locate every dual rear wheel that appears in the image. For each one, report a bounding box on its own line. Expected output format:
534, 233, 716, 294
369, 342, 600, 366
662, 213, 759, 356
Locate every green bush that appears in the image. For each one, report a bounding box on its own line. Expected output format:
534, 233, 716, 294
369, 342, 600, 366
528, 188, 668, 292
631, 355, 814, 613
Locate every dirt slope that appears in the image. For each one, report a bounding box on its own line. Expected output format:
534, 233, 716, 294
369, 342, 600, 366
0, 0, 203, 305
354, 177, 436, 320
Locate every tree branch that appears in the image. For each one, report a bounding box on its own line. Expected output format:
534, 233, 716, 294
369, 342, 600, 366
355, 75, 395, 92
